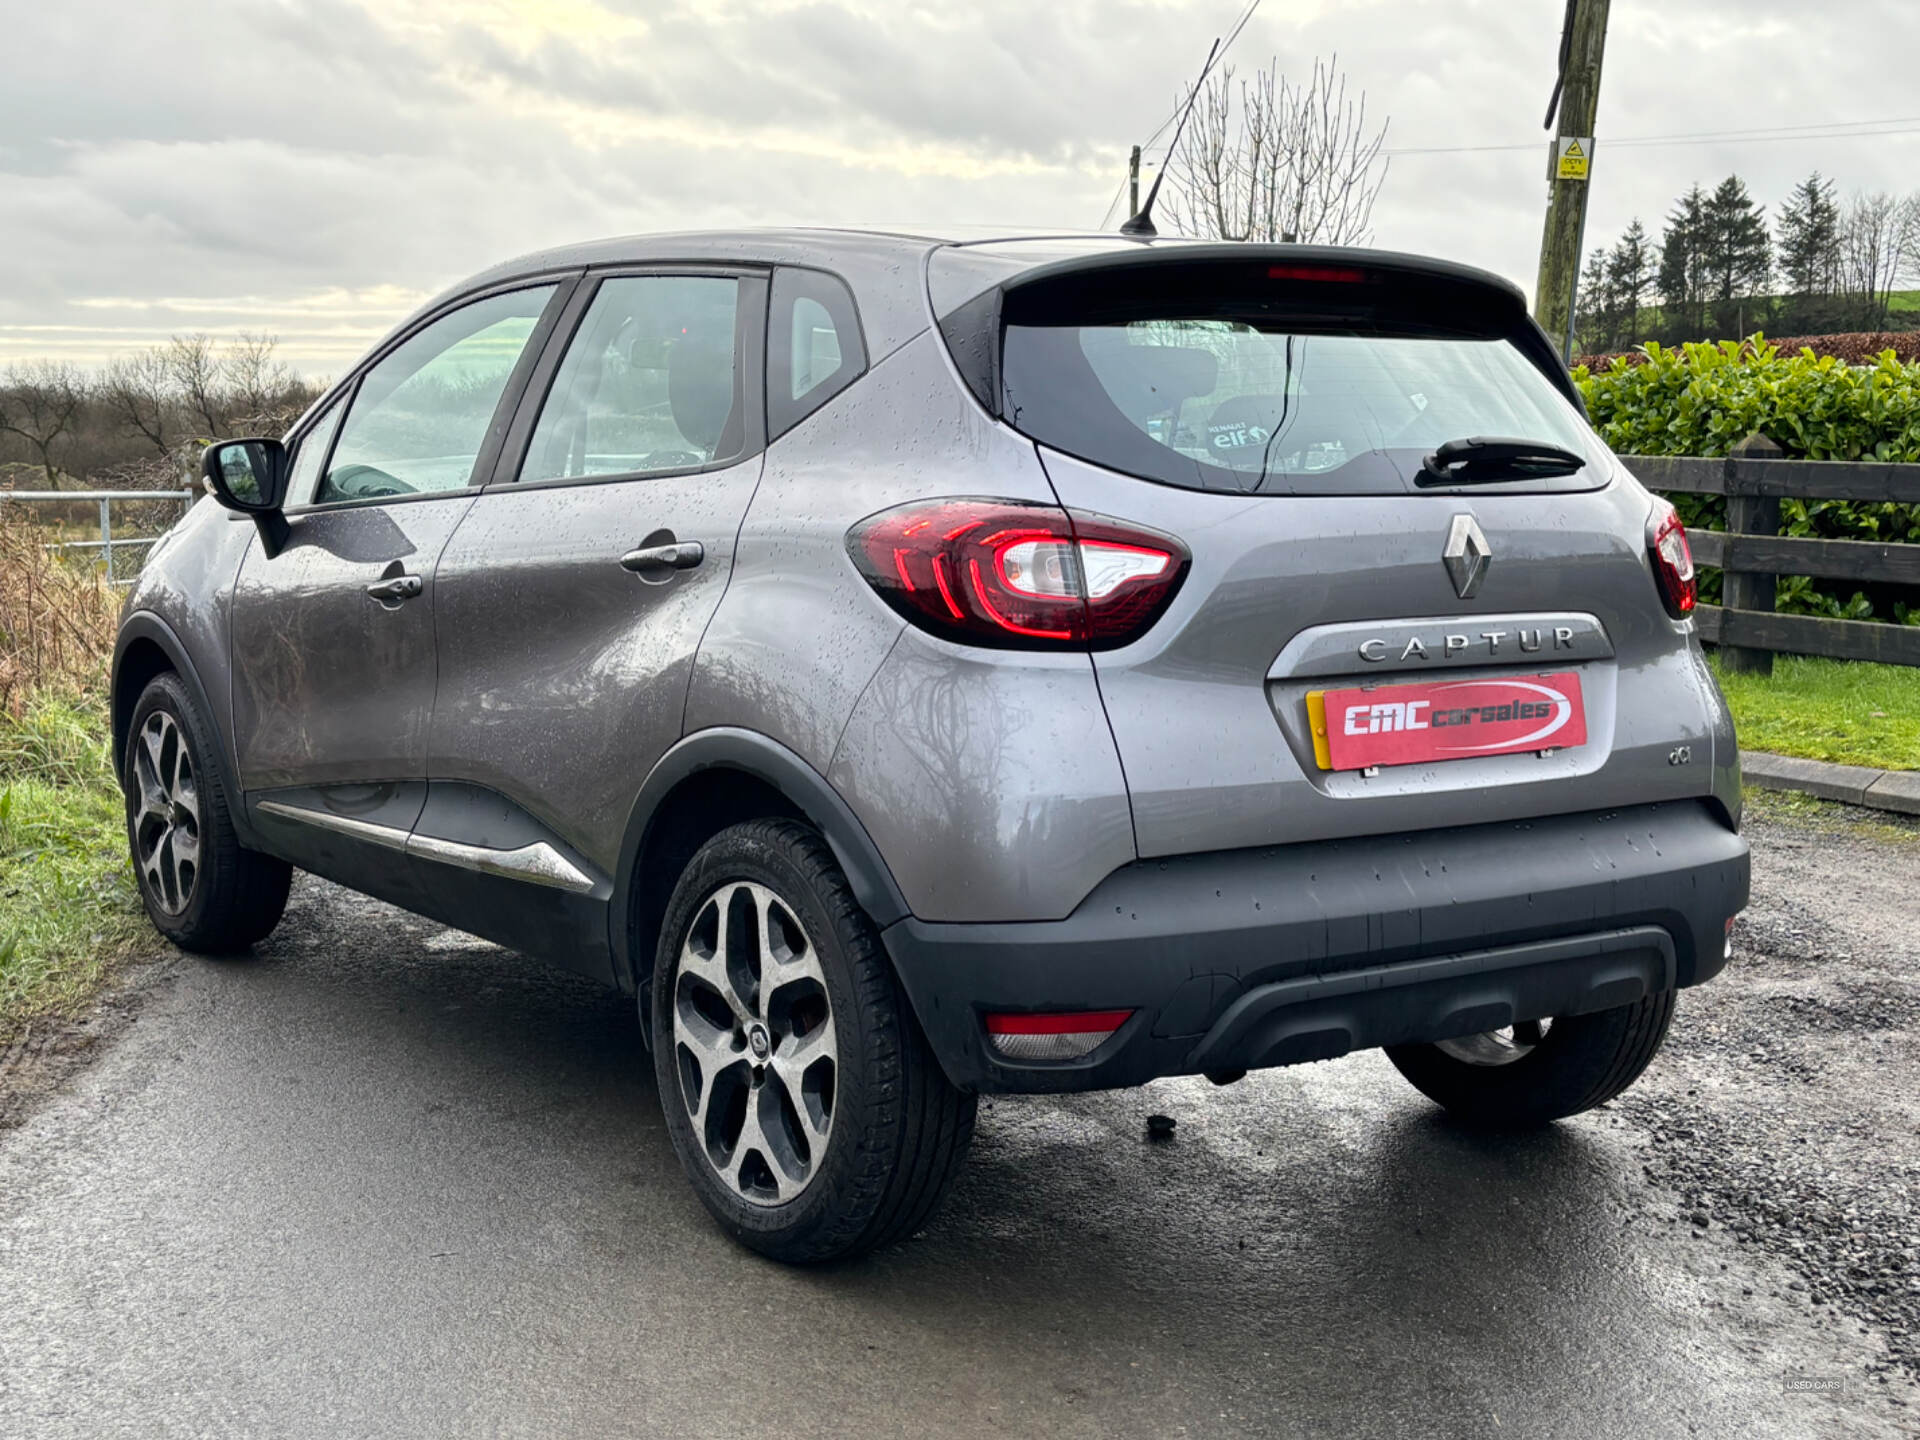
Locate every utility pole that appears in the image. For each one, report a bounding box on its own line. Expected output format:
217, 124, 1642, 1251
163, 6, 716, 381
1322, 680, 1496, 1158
1128, 145, 1142, 223
1534, 0, 1610, 357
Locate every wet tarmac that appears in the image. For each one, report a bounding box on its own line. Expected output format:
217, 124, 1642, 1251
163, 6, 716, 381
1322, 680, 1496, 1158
3, 806, 1915, 1437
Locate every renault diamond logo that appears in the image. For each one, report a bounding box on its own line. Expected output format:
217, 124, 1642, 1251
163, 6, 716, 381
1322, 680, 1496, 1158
1443, 515, 1492, 600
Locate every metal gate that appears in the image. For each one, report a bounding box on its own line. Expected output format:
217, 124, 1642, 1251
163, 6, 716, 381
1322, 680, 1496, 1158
1, 488, 200, 584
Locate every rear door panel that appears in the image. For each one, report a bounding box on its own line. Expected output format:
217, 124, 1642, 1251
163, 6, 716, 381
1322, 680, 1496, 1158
426, 454, 764, 875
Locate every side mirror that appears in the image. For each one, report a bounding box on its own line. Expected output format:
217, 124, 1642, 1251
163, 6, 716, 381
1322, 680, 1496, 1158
202, 438, 287, 511
201, 438, 292, 557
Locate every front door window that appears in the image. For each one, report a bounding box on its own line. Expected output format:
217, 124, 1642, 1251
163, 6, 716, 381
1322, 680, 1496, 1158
318, 285, 556, 505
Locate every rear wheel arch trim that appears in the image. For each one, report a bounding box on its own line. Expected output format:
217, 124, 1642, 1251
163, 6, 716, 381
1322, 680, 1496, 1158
610, 728, 911, 993
111, 613, 255, 847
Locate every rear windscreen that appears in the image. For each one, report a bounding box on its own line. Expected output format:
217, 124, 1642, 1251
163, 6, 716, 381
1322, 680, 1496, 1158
996, 275, 1599, 496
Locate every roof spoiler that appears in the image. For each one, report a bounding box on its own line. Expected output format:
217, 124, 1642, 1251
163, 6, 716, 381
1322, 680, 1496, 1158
935, 246, 1585, 420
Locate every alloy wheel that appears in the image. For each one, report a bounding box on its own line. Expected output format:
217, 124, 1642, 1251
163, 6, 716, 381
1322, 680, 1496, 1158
130, 711, 200, 916
672, 880, 837, 1206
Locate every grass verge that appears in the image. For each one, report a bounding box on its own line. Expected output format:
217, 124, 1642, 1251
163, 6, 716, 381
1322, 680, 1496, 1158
2, 506, 144, 1048
1711, 653, 1920, 772
0, 692, 144, 1047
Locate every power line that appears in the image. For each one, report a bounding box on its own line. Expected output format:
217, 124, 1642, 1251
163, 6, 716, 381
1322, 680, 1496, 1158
1133, 0, 1263, 153
1385, 114, 1920, 158
1607, 124, 1920, 150
1105, 1, 1260, 228
1616, 115, 1920, 142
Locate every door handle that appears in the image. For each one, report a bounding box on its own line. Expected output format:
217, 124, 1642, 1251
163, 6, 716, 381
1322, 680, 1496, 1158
365, 574, 423, 603
619, 540, 705, 583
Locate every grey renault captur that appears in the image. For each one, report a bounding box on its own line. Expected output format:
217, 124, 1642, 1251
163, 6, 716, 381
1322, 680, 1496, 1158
115, 229, 1749, 1262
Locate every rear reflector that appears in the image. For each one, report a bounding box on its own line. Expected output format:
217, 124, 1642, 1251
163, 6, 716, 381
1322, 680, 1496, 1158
985, 1009, 1133, 1062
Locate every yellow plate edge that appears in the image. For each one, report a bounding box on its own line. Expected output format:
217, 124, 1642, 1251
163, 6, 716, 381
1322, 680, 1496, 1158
1306, 690, 1332, 770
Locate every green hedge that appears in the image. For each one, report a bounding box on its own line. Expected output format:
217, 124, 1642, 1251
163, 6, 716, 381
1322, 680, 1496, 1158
1575, 339, 1920, 622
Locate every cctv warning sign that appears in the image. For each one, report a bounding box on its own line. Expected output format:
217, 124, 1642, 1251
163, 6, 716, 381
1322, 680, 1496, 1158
1555, 136, 1591, 181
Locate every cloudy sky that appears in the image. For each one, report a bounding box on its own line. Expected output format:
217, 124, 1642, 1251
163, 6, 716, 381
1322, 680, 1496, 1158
4, 0, 1916, 376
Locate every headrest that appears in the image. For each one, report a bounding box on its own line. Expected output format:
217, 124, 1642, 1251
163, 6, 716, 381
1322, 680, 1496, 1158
667, 335, 737, 455
1079, 330, 1218, 416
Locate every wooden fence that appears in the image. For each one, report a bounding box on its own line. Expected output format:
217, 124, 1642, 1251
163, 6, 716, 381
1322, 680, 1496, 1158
1623, 433, 1920, 673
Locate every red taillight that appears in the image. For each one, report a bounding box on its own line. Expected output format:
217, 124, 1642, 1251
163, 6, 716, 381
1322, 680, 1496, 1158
847, 499, 1189, 650
985, 1009, 1134, 1062
1646, 498, 1697, 618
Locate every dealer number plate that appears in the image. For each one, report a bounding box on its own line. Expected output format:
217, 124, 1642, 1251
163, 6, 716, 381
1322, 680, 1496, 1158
1307, 672, 1588, 772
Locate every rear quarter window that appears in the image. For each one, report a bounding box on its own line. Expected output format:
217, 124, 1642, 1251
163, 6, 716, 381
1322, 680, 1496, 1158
768, 267, 867, 439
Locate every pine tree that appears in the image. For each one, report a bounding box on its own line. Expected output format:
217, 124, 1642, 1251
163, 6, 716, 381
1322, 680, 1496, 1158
1658, 186, 1710, 342
1605, 218, 1654, 347
1776, 170, 1840, 332
1701, 175, 1772, 338
1576, 248, 1612, 354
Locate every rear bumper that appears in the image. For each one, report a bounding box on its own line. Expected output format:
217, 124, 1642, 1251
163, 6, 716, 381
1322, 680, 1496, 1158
880, 801, 1749, 1093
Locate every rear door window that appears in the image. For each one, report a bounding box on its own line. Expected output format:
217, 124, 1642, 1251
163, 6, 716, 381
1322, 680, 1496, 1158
521, 275, 748, 482
997, 272, 1599, 496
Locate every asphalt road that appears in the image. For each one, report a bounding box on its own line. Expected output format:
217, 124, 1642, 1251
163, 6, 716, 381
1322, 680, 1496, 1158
3, 797, 1918, 1438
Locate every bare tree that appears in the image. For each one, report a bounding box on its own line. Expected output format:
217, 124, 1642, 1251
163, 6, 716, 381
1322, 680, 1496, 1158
1162, 55, 1389, 246
222, 332, 297, 428
166, 333, 229, 438
1837, 190, 1920, 329
0, 335, 323, 493
0, 361, 87, 488
100, 348, 176, 456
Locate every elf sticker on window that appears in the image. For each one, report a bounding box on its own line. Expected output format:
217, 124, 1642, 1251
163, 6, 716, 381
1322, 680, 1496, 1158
1207, 423, 1269, 452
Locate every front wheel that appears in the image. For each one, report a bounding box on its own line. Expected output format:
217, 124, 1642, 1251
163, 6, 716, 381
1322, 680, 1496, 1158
650, 819, 975, 1263
1384, 989, 1677, 1129
124, 672, 292, 954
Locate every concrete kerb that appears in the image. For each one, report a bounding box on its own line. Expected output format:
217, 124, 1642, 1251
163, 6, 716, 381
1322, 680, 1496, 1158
1742, 750, 1920, 817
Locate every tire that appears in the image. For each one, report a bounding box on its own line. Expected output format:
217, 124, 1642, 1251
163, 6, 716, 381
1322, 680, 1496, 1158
1383, 988, 1677, 1129
124, 672, 292, 954
650, 818, 975, 1263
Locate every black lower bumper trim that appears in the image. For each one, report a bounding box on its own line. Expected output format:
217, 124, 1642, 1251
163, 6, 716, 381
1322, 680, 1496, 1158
881, 801, 1748, 1093
1187, 926, 1673, 1073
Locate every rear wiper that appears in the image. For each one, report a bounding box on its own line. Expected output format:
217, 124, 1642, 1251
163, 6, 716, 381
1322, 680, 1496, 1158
1416, 436, 1586, 487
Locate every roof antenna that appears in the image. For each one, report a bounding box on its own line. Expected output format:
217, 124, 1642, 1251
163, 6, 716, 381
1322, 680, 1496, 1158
1120, 37, 1222, 237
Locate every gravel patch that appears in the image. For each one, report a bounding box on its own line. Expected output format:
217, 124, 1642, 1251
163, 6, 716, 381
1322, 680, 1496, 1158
1620, 792, 1920, 1393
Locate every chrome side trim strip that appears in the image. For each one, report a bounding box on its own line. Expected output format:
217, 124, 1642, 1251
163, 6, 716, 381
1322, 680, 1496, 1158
256, 799, 411, 851
257, 799, 597, 895
403, 834, 597, 895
